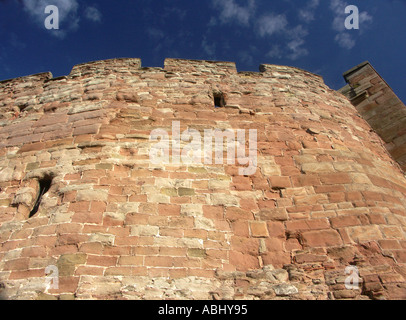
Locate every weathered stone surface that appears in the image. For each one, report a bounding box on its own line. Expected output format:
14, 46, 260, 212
0, 58, 405, 300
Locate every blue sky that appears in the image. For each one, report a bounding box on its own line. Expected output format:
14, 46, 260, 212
0, 0, 405, 102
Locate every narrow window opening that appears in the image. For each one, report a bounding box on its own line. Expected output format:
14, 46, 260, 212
29, 177, 52, 218
213, 92, 225, 108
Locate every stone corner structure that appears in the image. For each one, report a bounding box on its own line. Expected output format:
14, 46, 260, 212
0, 58, 405, 300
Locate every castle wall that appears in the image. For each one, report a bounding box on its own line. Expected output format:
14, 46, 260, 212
340, 61, 406, 172
0, 58, 405, 300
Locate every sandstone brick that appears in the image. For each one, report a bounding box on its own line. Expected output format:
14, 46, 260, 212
249, 221, 269, 238
330, 215, 361, 228
301, 230, 343, 248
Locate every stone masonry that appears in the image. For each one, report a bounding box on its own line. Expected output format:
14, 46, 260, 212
0, 58, 405, 300
340, 61, 406, 172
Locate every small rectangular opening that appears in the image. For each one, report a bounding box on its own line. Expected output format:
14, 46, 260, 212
214, 92, 225, 108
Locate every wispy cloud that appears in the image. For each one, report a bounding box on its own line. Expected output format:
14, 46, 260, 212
211, 0, 256, 26
257, 13, 288, 37
259, 16, 309, 61
298, 0, 320, 23
84, 6, 102, 23
202, 36, 216, 58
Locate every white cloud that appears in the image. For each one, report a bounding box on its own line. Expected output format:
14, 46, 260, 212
201, 36, 216, 57
259, 17, 309, 61
298, 0, 320, 23
211, 0, 256, 26
266, 45, 283, 59
84, 6, 102, 23
147, 27, 165, 40
334, 33, 356, 49
287, 39, 309, 60
257, 13, 288, 37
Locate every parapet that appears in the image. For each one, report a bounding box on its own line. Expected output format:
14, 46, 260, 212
340, 61, 406, 172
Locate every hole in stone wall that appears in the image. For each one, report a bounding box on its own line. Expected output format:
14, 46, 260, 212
29, 177, 52, 218
213, 92, 225, 108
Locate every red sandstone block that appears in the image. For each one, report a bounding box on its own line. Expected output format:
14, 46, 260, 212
33, 113, 68, 127
367, 214, 386, 225
34, 236, 58, 247
266, 221, 285, 238
3, 258, 29, 271
203, 205, 223, 219
159, 247, 187, 257
251, 176, 269, 189
169, 268, 188, 278
286, 219, 330, 231
145, 256, 173, 267
346, 191, 363, 201
285, 238, 302, 251
75, 266, 104, 276
184, 229, 208, 239
229, 251, 259, 271
7, 133, 43, 146
188, 268, 216, 278
319, 173, 352, 185
230, 236, 259, 255
291, 175, 321, 187
79, 242, 103, 254
328, 192, 346, 203
239, 198, 259, 212
158, 203, 181, 216
231, 221, 250, 237
379, 273, 405, 284
87, 255, 117, 267
9, 268, 45, 280
69, 201, 90, 212
58, 234, 89, 246
250, 221, 269, 238
301, 230, 343, 247
261, 251, 291, 269
49, 245, 78, 256
90, 201, 107, 213
72, 211, 103, 224
257, 199, 277, 210
118, 256, 144, 266
167, 216, 194, 228
269, 176, 292, 189
330, 215, 361, 228
362, 191, 384, 201
18, 142, 46, 153
172, 257, 201, 268
73, 124, 100, 136
82, 225, 108, 234
264, 237, 284, 252
378, 240, 402, 250
225, 207, 253, 221
231, 176, 252, 191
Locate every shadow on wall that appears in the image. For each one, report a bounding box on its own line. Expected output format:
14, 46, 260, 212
0, 282, 6, 300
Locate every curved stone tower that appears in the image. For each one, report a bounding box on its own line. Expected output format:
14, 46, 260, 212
0, 58, 405, 300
